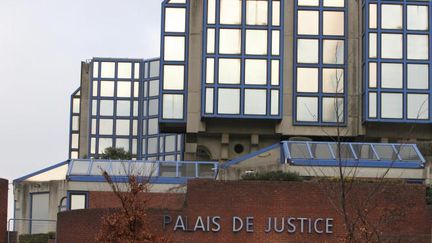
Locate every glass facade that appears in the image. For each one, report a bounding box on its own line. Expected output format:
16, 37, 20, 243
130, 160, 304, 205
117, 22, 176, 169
363, 0, 432, 122
160, 0, 189, 122
88, 58, 183, 161
69, 88, 81, 159
201, 0, 283, 118
294, 0, 347, 124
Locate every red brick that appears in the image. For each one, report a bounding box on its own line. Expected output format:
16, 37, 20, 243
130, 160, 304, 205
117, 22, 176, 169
0, 179, 8, 243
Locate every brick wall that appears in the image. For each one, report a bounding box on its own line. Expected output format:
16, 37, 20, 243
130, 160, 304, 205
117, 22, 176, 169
0, 178, 8, 243
57, 180, 432, 243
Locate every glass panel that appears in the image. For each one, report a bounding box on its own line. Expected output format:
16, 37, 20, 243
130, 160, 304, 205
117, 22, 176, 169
297, 39, 319, 63
206, 58, 214, 84
72, 116, 79, 131
99, 119, 113, 135
381, 4, 403, 30
134, 82, 139, 97
218, 88, 240, 114
297, 68, 318, 93
90, 161, 110, 175
149, 99, 158, 116
31, 193, 50, 234
323, 68, 344, 93
163, 65, 184, 90
117, 63, 132, 79
245, 59, 267, 85
219, 29, 241, 54
381, 93, 403, 119
165, 7, 186, 32
298, 10, 319, 35
408, 64, 429, 90
271, 60, 279, 85
116, 120, 130, 136
149, 80, 159, 96
149, 60, 160, 78
116, 100, 130, 116
100, 100, 114, 116
244, 89, 267, 115
323, 11, 344, 36
116, 139, 130, 152
205, 88, 214, 114
351, 144, 377, 160
98, 138, 113, 155
369, 92, 377, 118
298, 0, 318, 6
148, 138, 158, 154
179, 163, 196, 177
198, 164, 215, 178
160, 162, 177, 177
381, 63, 403, 89
134, 63, 140, 80
72, 98, 80, 113
218, 58, 241, 84
272, 30, 280, 55
272, 1, 280, 26
117, 82, 131, 98
208, 0, 216, 24
288, 143, 311, 159
220, 0, 242, 25
92, 62, 99, 78
369, 62, 377, 88
369, 33, 377, 58
408, 5, 428, 31
310, 143, 333, 160
407, 94, 429, 119
165, 136, 176, 153
381, 34, 402, 59
164, 36, 185, 61
207, 29, 215, 53
246, 0, 268, 25
71, 134, 79, 149
70, 161, 90, 175
330, 144, 355, 160
407, 34, 429, 60
369, 4, 377, 29
148, 118, 158, 135
323, 40, 344, 64
396, 145, 421, 161
110, 162, 129, 176
162, 94, 184, 119
374, 145, 398, 161
296, 97, 318, 122
271, 90, 279, 115
92, 81, 98, 97
323, 97, 344, 123
323, 0, 344, 7
246, 29, 268, 55
101, 62, 115, 78
100, 81, 114, 97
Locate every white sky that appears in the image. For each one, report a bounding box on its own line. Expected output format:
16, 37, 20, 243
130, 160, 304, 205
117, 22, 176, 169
0, 0, 162, 220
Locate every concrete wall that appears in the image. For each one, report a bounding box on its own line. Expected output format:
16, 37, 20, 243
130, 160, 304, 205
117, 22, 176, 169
0, 179, 8, 243
57, 180, 431, 243
78, 62, 91, 158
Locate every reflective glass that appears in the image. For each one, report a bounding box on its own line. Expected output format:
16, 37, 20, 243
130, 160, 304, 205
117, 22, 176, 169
323, 0, 344, 7
101, 62, 115, 78
272, 1, 280, 26
323, 11, 344, 36
369, 92, 377, 118
272, 30, 280, 55
71, 134, 79, 149
246, 0, 268, 25
369, 4, 377, 29
245, 59, 267, 85
205, 88, 214, 114
218, 59, 241, 84
323, 40, 344, 64
163, 65, 184, 90
408, 64, 429, 90
218, 89, 240, 114
116, 139, 130, 152
116, 100, 130, 116
148, 118, 158, 135
297, 97, 318, 122
206, 59, 214, 84
323, 68, 344, 93
72, 116, 79, 131
117, 82, 131, 98
381, 4, 403, 30
381, 34, 402, 59
149, 99, 158, 116
271, 90, 279, 115
271, 60, 279, 85
100, 100, 114, 116
297, 39, 318, 63
381, 93, 403, 119
164, 36, 185, 61
219, 29, 241, 54
149, 80, 159, 97
381, 63, 403, 89
116, 120, 130, 136
99, 138, 113, 154
100, 81, 114, 97
246, 29, 268, 55
369, 62, 377, 88
207, 29, 215, 54
165, 8, 186, 32
298, 0, 318, 6
207, 0, 216, 24
147, 138, 158, 154
323, 98, 344, 123
407, 94, 429, 119
220, 0, 242, 25
99, 119, 113, 135
298, 10, 319, 35
165, 136, 176, 153
408, 5, 428, 31
407, 35, 429, 60
162, 94, 184, 119
92, 62, 99, 78
244, 89, 267, 115
149, 61, 160, 78
369, 33, 377, 58
117, 63, 132, 79
297, 68, 318, 93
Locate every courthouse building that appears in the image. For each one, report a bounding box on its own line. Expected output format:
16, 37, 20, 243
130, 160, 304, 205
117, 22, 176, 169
11, 0, 432, 239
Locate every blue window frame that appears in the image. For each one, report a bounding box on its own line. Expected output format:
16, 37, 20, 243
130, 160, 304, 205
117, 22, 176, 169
88, 58, 184, 161
294, 0, 348, 125
69, 88, 81, 159
66, 191, 89, 210
363, 0, 432, 123
160, 0, 190, 123
202, 0, 283, 119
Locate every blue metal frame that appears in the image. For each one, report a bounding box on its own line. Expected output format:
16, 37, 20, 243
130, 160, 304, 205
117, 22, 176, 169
293, 0, 349, 126
68, 88, 81, 159
66, 191, 89, 210
363, 0, 432, 123
88, 58, 184, 160
201, 0, 284, 119
159, 0, 190, 123
13, 160, 69, 184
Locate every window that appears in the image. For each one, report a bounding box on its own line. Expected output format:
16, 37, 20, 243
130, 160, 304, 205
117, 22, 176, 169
364, 0, 431, 122
69, 192, 88, 210
203, 0, 283, 118
295, 0, 346, 124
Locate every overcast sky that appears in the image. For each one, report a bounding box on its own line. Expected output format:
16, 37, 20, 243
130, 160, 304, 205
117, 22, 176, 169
0, 0, 162, 218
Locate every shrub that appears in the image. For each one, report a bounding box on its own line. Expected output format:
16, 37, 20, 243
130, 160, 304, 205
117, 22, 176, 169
241, 171, 303, 182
